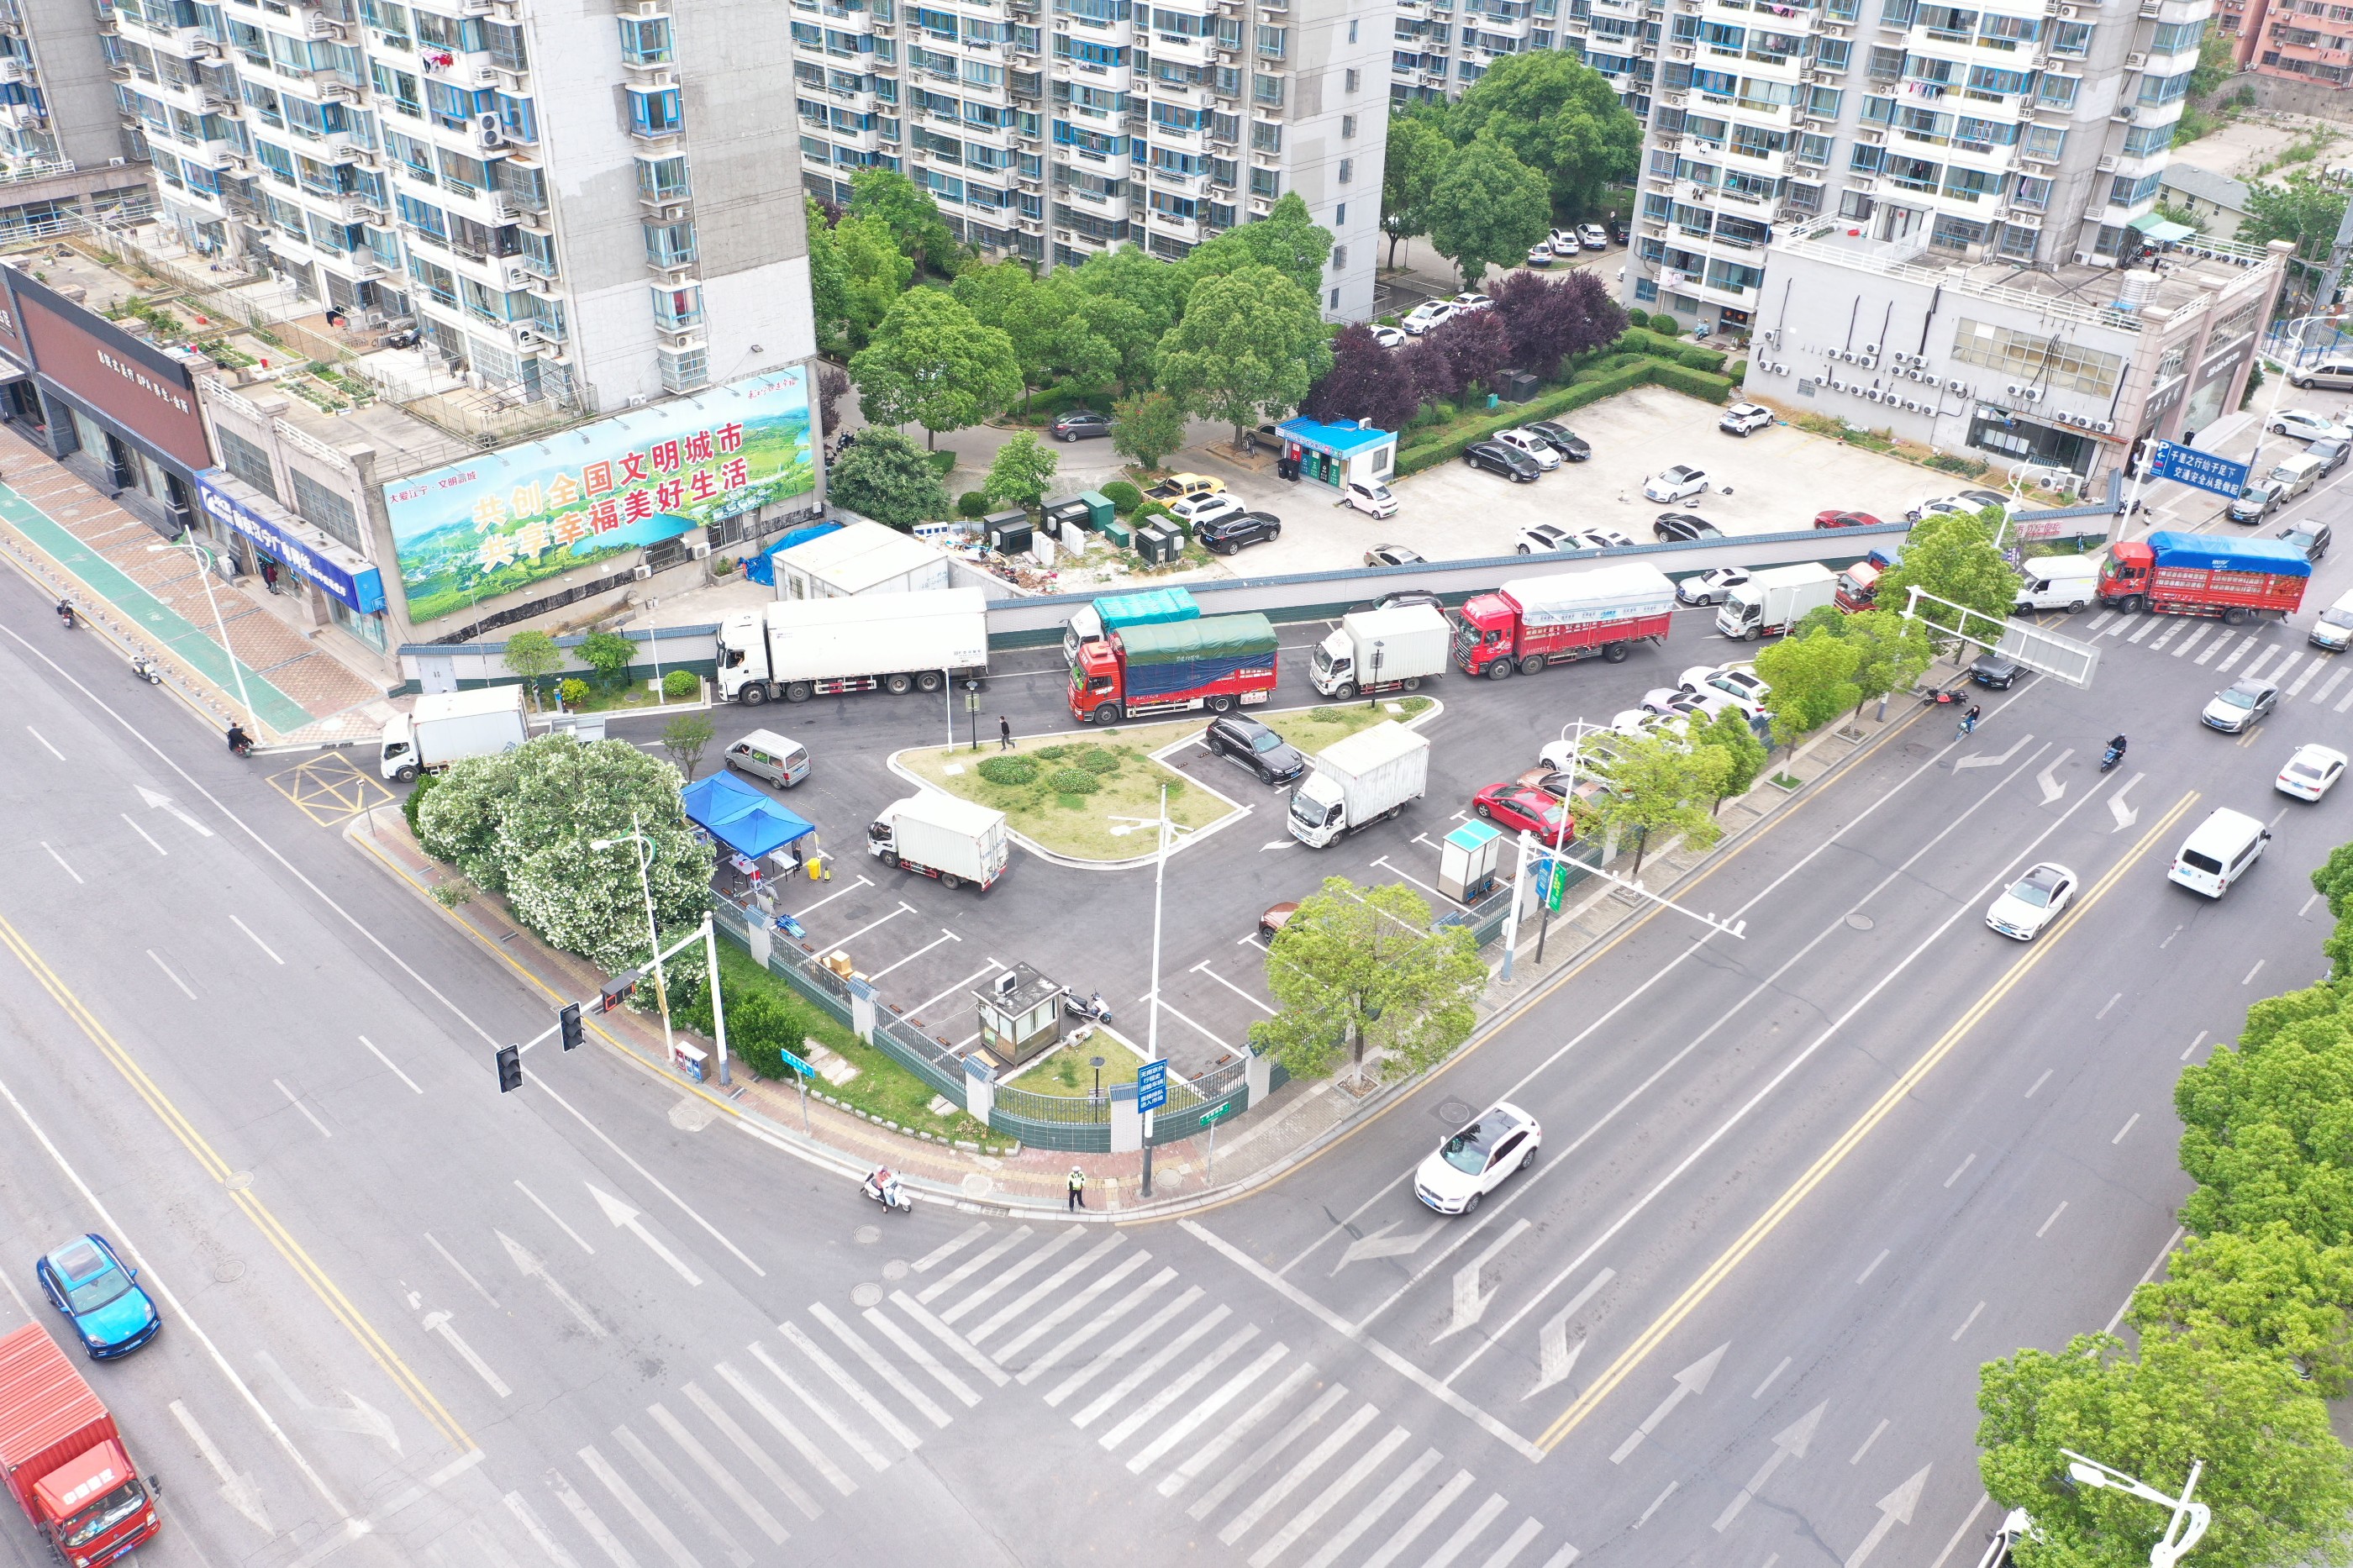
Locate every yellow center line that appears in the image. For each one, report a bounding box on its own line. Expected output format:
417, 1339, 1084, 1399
1535, 787, 2200, 1453
0, 912, 475, 1456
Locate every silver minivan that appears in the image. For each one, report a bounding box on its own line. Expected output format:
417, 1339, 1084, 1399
724, 729, 811, 787
2167, 806, 2270, 898
2269, 451, 2328, 502
2289, 358, 2353, 391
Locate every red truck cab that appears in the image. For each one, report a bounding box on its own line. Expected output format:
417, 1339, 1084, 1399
0, 1324, 159, 1567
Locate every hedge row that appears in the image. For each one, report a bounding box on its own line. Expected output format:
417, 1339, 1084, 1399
1395, 357, 1734, 476
1610, 328, 1729, 376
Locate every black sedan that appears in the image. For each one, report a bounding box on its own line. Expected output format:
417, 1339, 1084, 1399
1653, 513, 1724, 542
2308, 437, 2350, 476
1523, 421, 1592, 461
1198, 511, 1282, 555
1349, 589, 1446, 614
1206, 713, 1306, 783
1050, 408, 1114, 442
1464, 441, 1541, 482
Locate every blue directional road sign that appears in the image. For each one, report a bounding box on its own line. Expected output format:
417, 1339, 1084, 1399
777, 1046, 813, 1079
1137, 1058, 1168, 1113
2147, 440, 2250, 499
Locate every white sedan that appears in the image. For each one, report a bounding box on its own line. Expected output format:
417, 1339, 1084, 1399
1371, 324, 1406, 350
1680, 662, 1770, 717
1413, 1102, 1541, 1215
2268, 409, 2351, 444
1577, 525, 1635, 550
1644, 465, 1710, 503
1985, 861, 2077, 940
1492, 428, 1563, 471
1516, 524, 1581, 555
2278, 743, 2350, 802
1676, 566, 1751, 606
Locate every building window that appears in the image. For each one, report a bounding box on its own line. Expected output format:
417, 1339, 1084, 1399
1251, 120, 1282, 151
1996, 224, 2038, 261
288, 466, 361, 550
1341, 113, 1356, 138
1334, 202, 1345, 224
216, 426, 277, 499
659, 345, 708, 393
1254, 72, 1285, 104
627, 86, 683, 137
1950, 317, 2123, 396
1332, 244, 1346, 270
1329, 287, 1340, 309
1345, 67, 1361, 91
1337, 157, 1353, 183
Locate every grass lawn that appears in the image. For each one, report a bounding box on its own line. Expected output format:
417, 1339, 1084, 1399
1259, 695, 1433, 756
1003, 1031, 1143, 1100
530, 676, 703, 717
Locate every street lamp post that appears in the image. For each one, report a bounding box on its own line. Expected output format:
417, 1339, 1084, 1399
1140, 783, 1170, 1197
147, 539, 255, 731
1366, 639, 1384, 708
2060, 1450, 2210, 1568
589, 812, 687, 1078
2249, 313, 2335, 487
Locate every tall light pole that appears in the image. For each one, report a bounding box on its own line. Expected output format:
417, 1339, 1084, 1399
2060, 1450, 2209, 1568
148, 538, 254, 732
1140, 782, 1168, 1198
2248, 313, 2333, 486
589, 811, 677, 1072
2000, 461, 2074, 552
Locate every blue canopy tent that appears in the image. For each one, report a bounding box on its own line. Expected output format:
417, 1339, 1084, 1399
681, 771, 817, 860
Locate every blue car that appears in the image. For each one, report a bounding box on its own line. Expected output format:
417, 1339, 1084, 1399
36, 1235, 159, 1359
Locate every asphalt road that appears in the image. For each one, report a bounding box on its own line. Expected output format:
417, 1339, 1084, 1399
0, 525, 2347, 1568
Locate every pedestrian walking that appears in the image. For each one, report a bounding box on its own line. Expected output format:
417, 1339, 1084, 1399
1067, 1166, 1086, 1211
999, 715, 1013, 750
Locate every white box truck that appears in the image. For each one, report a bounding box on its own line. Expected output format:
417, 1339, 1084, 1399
1310, 604, 1450, 699
1716, 562, 1836, 641
1288, 722, 1430, 847
2012, 555, 2100, 613
378, 686, 529, 781
718, 588, 988, 706
867, 792, 1011, 891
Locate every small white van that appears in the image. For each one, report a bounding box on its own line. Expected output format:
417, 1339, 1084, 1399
724, 729, 811, 788
2167, 807, 2271, 898
2013, 555, 2099, 613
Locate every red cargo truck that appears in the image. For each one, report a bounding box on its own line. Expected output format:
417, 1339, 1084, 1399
0, 1323, 160, 1566
1453, 562, 1677, 678
1069, 613, 1278, 723
2099, 531, 2310, 623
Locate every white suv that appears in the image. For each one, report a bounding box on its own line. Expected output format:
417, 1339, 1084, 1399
1400, 301, 1456, 335
1414, 1102, 1541, 1215
1719, 403, 1772, 436
1171, 493, 1247, 529
1343, 480, 1398, 518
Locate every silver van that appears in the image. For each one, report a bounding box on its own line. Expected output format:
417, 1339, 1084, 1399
2167, 806, 2270, 898
2289, 359, 2353, 391
2269, 451, 2328, 502
724, 729, 810, 788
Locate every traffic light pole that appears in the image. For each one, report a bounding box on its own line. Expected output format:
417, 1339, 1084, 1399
497, 919, 724, 1090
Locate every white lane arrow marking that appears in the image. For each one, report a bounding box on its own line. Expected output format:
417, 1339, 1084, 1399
2035, 748, 2073, 804
1329, 1218, 1446, 1275
1261, 839, 1298, 850
2108, 771, 2143, 832
1954, 733, 2030, 771
254, 1350, 401, 1455
1713, 1402, 1826, 1532
1524, 1268, 1615, 1401
1843, 1464, 1931, 1568
1609, 1343, 1729, 1464
499, 1229, 609, 1339
421, 1309, 512, 1397
1434, 1218, 1532, 1342
169, 1398, 272, 1536
587, 1182, 703, 1286
137, 783, 214, 837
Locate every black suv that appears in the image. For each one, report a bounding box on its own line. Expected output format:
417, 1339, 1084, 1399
1205, 713, 1306, 783
1050, 408, 1114, 442
2275, 519, 2334, 561
1523, 421, 1592, 460
1198, 511, 1282, 555
1464, 441, 1541, 482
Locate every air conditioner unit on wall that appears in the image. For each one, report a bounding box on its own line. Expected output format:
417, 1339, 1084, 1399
631, 564, 653, 581
691, 541, 712, 559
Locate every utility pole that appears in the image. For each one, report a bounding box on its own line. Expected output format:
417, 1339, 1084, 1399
1140, 783, 1168, 1198
2311, 193, 2353, 324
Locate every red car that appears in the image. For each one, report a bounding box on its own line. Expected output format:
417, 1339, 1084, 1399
1813, 509, 1882, 529
1472, 781, 1572, 839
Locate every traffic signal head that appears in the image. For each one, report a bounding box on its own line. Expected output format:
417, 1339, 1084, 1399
496, 1044, 523, 1092
558, 1001, 583, 1050
598, 971, 640, 1013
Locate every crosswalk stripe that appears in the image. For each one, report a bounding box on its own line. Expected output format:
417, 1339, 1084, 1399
1073, 1306, 1234, 1429
1099, 1325, 1261, 1452
548, 1468, 644, 1568
910, 1221, 990, 1274
1219, 1402, 1382, 1544
748, 1339, 898, 1471
1045, 1285, 1205, 1408
966, 1234, 1127, 1346
681, 1381, 824, 1520
504, 1489, 587, 1568
647, 1403, 789, 1545
861, 1305, 982, 1407
613, 1424, 750, 1568
806, 1306, 950, 1430
2244, 644, 2285, 679
1298, 1448, 1445, 1568
2338, 680, 2353, 713
468, 1515, 529, 1568
719, 1356, 866, 1491
1357, 1470, 1476, 1568
1163, 1364, 1324, 1499
2218, 637, 2258, 671
1130, 1343, 1292, 1474
1188, 1385, 1352, 1520
1018, 1265, 1177, 1386
2271, 652, 2305, 689
2290, 653, 2326, 695
942, 1226, 1086, 1324
2168, 625, 2208, 659
576, 1445, 702, 1568
2316, 666, 2350, 704
887, 1288, 1012, 1387
1476, 1518, 1545, 1568
1248, 1424, 1413, 1567
2196, 633, 2232, 666
1420, 1493, 1509, 1568
1534, 1545, 1580, 1568
2126, 617, 2158, 644
2147, 620, 2185, 652
995, 1251, 1153, 1366
917, 1225, 1034, 1305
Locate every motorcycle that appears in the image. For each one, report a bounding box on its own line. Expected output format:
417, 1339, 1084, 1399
2100, 744, 2124, 773
861, 1167, 913, 1214
129, 653, 161, 686
1922, 684, 1968, 708
227, 726, 255, 758
1063, 990, 1113, 1026
55, 600, 75, 629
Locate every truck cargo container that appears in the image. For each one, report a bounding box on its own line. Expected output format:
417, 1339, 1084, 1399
1453, 563, 1676, 679
1309, 605, 1450, 698
2099, 531, 2309, 623
867, 793, 1010, 891
717, 589, 988, 705
378, 685, 529, 781
1716, 562, 1836, 640
1070, 613, 1278, 723
1061, 587, 1200, 666
0, 1323, 160, 1567
1288, 723, 1430, 847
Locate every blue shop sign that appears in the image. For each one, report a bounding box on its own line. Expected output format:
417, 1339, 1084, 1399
194, 472, 386, 614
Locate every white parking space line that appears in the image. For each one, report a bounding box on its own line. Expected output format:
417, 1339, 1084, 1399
791, 876, 872, 921
1192, 961, 1277, 1016
1371, 855, 1448, 900
1146, 996, 1240, 1054
907, 961, 1004, 1021
826, 902, 916, 951
866, 929, 961, 982
2166, 625, 2208, 660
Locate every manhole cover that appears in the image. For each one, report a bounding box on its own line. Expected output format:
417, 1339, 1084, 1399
667, 1097, 717, 1132
883, 1260, 909, 1281
224, 1171, 254, 1191
853, 1223, 882, 1244
1436, 1099, 1473, 1123
213, 1259, 245, 1283
1845, 913, 1875, 930
850, 1282, 883, 1308
962, 1173, 994, 1197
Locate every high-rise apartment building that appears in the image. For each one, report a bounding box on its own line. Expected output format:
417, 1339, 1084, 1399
103, 0, 817, 413
0, 0, 129, 173
792, 0, 1388, 318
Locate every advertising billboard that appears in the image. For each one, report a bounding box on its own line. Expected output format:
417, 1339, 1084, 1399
194, 473, 386, 613
6, 271, 211, 470
384, 366, 815, 624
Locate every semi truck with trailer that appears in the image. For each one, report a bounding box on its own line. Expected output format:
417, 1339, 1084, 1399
1452, 563, 1677, 679
717, 588, 989, 705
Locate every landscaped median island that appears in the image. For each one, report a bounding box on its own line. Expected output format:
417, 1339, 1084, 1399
891, 697, 1438, 863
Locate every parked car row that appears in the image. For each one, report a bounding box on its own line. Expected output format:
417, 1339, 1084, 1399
1463, 422, 1594, 484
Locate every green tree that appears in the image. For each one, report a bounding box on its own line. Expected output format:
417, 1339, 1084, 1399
803, 197, 852, 351
576, 631, 637, 691
1692, 706, 1767, 808
2190, 30, 2238, 99
1153, 264, 1333, 446
502, 629, 563, 709
1752, 628, 1862, 750
952, 261, 1064, 410
1423, 135, 1554, 290
1382, 113, 1455, 269
1796, 607, 1935, 717
1579, 730, 1729, 875
1870, 506, 2021, 652
2176, 980, 2353, 1245
982, 430, 1058, 510
827, 427, 954, 527
1111, 390, 1188, 471
1250, 878, 1487, 1086
1183, 192, 1334, 299
2242, 172, 2350, 267
850, 289, 1024, 448
1977, 1330, 2353, 1568
847, 166, 960, 275
1067, 245, 1189, 349
416, 736, 713, 974
2128, 1223, 2353, 1397
660, 712, 715, 781
834, 212, 915, 348
1449, 51, 1645, 215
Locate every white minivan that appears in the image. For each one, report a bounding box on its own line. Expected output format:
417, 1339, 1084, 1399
724, 729, 811, 788
2167, 806, 2271, 898
2013, 555, 2099, 613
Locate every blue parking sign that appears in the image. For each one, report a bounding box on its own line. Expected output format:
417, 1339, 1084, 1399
1137, 1058, 1167, 1113
2147, 441, 2249, 500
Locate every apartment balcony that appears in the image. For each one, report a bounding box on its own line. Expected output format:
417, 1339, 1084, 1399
1149, 166, 1211, 199
1060, 57, 1134, 88
1722, 145, 1792, 177
1148, 31, 1218, 66
118, 13, 207, 55
1147, 208, 1202, 242
0, 103, 45, 131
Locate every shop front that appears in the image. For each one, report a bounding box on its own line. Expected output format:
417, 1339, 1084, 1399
1271, 417, 1398, 493
192, 472, 387, 645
